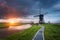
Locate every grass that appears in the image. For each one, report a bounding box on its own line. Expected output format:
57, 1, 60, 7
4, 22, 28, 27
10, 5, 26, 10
1, 24, 40, 40
0, 23, 7, 28
1, 23, 60, 40
44, 24, 60, 40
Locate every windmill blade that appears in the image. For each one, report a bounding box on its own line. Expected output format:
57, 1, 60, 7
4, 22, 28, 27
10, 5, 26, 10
34, 15, 39, 17
44, 12, 48, 15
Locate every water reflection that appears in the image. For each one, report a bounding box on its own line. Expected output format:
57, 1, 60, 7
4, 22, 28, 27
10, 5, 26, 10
8, 24, 32, 30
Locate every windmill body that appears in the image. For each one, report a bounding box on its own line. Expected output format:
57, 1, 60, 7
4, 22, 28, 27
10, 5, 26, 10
39, 14, 44, 24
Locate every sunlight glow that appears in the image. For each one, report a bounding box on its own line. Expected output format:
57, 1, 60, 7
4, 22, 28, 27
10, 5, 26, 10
7, 18, 18, 26
9, 20, 15, 25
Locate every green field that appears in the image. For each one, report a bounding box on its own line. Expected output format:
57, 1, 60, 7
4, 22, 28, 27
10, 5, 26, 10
44, 24, 60, 40
1, 24, 40, 40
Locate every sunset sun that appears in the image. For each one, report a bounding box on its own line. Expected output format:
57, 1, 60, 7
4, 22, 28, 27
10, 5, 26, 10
9, 20, 15, 24
7, 19, 17, 26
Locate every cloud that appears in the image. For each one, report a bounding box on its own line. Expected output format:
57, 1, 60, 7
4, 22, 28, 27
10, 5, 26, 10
5, 0, 35, 7
0, 0, 60, 20
53, 3, 60, 9
44, 16, 60, 23
51, 2, 60, 12
0, 0, 34, 18
34, 0, 59, 8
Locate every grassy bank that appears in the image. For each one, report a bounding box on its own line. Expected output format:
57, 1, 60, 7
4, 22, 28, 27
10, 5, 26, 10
0, 23, 7, 28
2, 24, 40, 40
0, 23, 28, 28
44, 24, 60, 40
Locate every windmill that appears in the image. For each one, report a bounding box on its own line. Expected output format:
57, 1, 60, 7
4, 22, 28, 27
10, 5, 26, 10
34, 8, 48, 24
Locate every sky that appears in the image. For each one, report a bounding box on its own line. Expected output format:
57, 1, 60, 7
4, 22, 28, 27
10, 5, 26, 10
0, 0, 60, 23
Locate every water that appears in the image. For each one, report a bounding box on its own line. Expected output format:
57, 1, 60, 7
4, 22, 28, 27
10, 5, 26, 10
0, 24, 32, 38
8, 24, 32, 30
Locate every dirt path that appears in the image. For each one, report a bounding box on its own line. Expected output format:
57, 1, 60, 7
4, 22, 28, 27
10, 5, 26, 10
32, 26, 45, 40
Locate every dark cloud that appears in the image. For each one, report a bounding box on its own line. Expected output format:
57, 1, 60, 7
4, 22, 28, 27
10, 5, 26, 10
34, 0, 59, 8
53, 9, 60, 12
0, 0, 60, 19
5, 0, 35, 7
0, 0, 32, 18
4, 0, 35, 17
